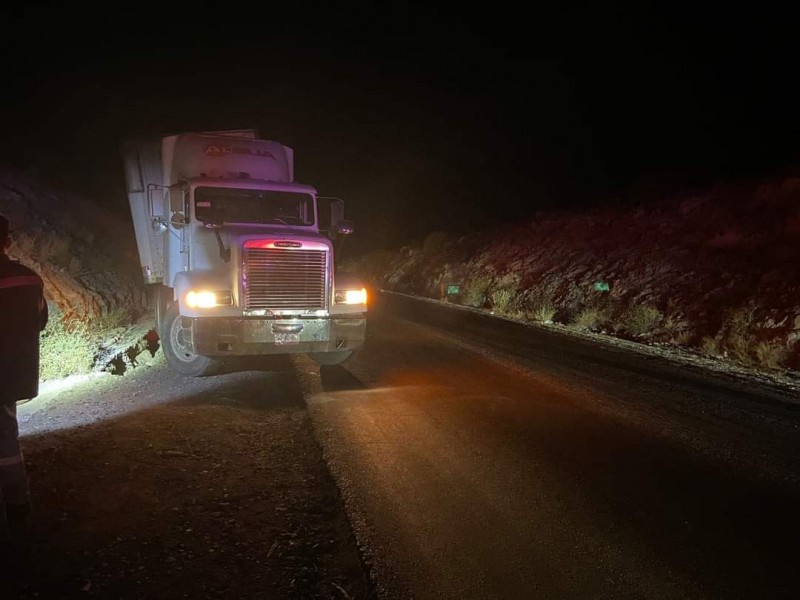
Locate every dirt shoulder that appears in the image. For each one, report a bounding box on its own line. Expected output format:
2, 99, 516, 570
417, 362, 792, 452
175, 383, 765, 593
5, 354, 374, 599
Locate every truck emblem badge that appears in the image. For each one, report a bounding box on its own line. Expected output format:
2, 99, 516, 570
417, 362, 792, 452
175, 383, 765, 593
275, 241, 302, 248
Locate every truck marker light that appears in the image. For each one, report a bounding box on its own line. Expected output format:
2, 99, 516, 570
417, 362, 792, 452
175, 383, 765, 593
244, 239, 329, 250
335, 288, 368, 305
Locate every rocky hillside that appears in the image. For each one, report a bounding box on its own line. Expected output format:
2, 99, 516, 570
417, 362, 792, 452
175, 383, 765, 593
0, 168, 148, 378
352, 176, 800, 374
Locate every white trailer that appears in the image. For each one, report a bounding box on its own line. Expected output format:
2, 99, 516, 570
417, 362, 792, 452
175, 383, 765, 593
122, 130, 366, 375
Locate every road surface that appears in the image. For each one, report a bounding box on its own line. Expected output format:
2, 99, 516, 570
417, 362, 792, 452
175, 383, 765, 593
12, 355, 372, 599
304, 293, 800, 599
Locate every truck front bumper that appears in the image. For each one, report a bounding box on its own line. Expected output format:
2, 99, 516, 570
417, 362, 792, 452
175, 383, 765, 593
186, 316, 366, 357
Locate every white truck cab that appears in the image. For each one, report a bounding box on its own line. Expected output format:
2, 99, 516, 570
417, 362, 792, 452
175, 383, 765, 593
122, 130, 367, 375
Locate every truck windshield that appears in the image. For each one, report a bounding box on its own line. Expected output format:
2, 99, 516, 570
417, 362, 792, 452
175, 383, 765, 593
194, 187, 314, 226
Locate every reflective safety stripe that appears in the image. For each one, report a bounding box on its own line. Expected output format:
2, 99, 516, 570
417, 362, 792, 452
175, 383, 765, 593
0, 453, 25, 467
0, 275, 42, 290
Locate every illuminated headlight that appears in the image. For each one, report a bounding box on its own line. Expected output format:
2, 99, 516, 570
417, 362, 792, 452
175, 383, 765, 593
335, 288, 368, 305
185, 290, 233, 308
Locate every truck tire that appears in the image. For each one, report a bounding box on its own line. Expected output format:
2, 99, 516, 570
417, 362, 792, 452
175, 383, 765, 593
161, 303, 221, 377
307, 350, 354, 366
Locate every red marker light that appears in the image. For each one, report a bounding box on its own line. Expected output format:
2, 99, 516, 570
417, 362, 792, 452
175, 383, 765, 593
244, 240, 329, 250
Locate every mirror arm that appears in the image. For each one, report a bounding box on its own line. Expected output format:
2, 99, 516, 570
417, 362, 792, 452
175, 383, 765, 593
213, 228, 231, 263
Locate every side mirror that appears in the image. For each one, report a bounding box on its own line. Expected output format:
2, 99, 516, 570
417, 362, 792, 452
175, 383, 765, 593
317, 196, 347, 238
147, 184, 168, 220
170, 211, 187, 230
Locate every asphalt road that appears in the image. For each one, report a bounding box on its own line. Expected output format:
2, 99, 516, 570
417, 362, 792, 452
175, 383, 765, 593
304, 293, 800, 599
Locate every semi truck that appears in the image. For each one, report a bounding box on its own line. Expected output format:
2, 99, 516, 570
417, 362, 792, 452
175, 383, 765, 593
122, 129, 367, 376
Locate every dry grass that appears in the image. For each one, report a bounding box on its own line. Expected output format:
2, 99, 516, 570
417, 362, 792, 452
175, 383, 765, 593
528, 301, 557, 324
40, 231, 71, 264
720, 307, 756, 365
724, 332, 753, 365
68, 255, 86, 276
700, 307, 790, 371
9, 231, 38, 262
571, 306, 608, 330
92, 307, 132, 332
490, 288, 515, 313
620, 304, 663, 337
669, 330, 694, 347
753, 341, 790, 371
662, 314, 694, 346
11, 229, 71, 265
40, 318, 96, 380
701, 336, 722, 357
464, 275, 492, 307
39, 308, 134, 381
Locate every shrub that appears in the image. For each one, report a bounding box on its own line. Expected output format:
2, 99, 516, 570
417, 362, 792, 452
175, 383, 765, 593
720, 307, 756, 365
67, 256, 85, 276
40, 318, 96, 380
571, 307, 608, 330
93, 307, 131, 332
724, 330, 753, 365
39, 231, 71, 266
464, 275, 492, 307
663, 314, 689, 333
528, 301, 557, 324
669, 330, 694, 347
699, 308, 789, 371
753, 341, 790, 371
662, 314, 693, 346
9, 230, 37, 259
724, 307, 753, 335
701, 336, 722, 357
620, 304, 663, 337
490, 288, 515, 313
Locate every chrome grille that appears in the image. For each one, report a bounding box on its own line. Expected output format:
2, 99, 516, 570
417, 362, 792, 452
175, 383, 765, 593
244, 248, 327, 311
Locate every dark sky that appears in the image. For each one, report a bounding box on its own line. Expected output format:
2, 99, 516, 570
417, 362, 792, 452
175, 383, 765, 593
3, 5, 798, 254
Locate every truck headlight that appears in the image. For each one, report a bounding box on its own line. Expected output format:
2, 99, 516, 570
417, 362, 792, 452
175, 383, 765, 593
185, 290, 233, 308
335, 288, 367, 305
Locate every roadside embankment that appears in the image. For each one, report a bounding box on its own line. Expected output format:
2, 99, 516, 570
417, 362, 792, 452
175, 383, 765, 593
350, 176, 800, 377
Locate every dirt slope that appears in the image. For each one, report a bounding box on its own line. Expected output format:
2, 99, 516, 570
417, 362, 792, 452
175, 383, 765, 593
0, 168, 145, 321
353, 176, 800, 374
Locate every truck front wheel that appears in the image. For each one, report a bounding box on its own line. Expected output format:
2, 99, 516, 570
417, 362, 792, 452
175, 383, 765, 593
161, 303, 221, 377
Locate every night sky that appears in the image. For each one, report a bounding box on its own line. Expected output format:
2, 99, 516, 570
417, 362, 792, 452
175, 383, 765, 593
3, 5, 798, 255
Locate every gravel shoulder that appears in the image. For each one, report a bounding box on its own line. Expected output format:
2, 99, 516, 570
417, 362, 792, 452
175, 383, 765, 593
6, 352, 373, 599
384, 290, 800, 403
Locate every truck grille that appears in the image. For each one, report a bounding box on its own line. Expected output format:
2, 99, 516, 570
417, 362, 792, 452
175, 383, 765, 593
243, 248, 327, 311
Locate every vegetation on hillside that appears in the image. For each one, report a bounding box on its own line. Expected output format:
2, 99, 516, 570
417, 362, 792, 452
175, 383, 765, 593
352, 177, 800, 374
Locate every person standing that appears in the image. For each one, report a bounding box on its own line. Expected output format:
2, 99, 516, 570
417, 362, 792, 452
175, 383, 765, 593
0, 215, 48, 535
